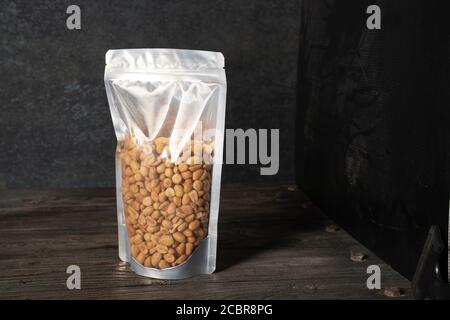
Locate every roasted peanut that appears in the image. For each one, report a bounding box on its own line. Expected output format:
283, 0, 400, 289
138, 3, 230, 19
183, 179, 193, 192
180, 205, 193, 215
120, 134, 212, 269
176, 243, 185, 255
136, 252, 146, 264
167, 202, 176, 214
181, 171, 192, 180
183, 229, 193, 237
131, 244, 139, 257
182, 193, 190, 205
188, 220, 201, 231
193, 180, 203, 191
164, 253, 175, 263
138, 242, 148, 255
173, 196, 182, 206
159, 235, 174, 247
185, 243, 194, 256
159, 259, 169, 269
166, 187, 176, 198
151, 252, 162, 267
173, 232, 186, 243
192, 169, 203, 180
132, 234, 143, 245
156, 244, 168, 254
162, 178, 172, 188
189, 190, 199, 203
174, 185, 184, 197
144, 256, 152, 267
177, 222, 188, 232
172, 173, 182, 184
176, 255, 187, 264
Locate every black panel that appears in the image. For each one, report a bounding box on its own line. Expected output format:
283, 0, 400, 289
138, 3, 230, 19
296, 0, 450, 279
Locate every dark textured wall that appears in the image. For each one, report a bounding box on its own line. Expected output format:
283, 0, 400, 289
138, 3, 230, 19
297, 0, 450, 279
0, 0, 300, 188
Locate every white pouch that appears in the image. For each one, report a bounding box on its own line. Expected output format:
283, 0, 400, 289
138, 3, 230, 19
104, 49, 227, 279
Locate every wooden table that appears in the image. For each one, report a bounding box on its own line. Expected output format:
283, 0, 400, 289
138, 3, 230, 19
0, 184, 411, 299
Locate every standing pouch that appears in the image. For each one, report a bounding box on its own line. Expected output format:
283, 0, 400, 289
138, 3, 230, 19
104, 49, 227, 279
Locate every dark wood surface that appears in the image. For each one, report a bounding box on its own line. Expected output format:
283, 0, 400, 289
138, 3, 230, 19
0, 184, 411, 299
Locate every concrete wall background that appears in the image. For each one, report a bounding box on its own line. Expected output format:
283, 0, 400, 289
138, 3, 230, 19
0, 0, 301, 188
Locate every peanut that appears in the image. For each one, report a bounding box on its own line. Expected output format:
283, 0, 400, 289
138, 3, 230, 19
192, 169, 203, 180
173, 232, 186, 243
144, 256, 152, 267
185, 243, 194, 256
159, 235, 174, 247
188, 219, 201, 231
136, 252, 146, 264
151, 252, 162, 267
172, 173, 182, 184
120, 134, 212, 269
165, 187, 175, 198
159, 259, 170, 269
188, 190, 199, 203
177, 222, 188, 232
182, 193, 190, 205
193, 180, 203, 191
164, 253, 175, 263
174, 185, 184, 197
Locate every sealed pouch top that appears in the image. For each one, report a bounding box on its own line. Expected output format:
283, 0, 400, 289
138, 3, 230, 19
105, 48, 225, 71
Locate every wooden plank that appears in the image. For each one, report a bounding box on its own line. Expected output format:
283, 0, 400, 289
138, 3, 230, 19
0, 184, 411, 299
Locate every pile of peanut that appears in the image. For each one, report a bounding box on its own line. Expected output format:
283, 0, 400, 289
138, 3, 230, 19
120, 135, 212, 269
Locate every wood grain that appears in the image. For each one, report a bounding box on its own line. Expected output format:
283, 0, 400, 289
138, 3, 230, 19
0, 184, 411, 299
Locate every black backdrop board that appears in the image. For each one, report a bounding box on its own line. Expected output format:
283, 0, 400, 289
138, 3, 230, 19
296, 0, 450, 279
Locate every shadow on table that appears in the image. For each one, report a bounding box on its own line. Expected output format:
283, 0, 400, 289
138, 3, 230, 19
216, 187, 327, 272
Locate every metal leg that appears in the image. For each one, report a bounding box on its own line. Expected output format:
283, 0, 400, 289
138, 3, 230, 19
412, 226, 450, 300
